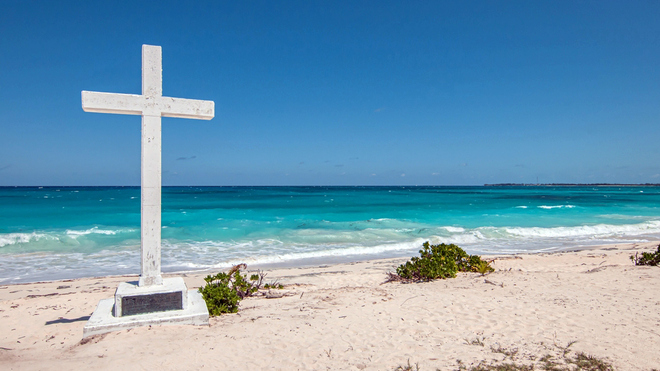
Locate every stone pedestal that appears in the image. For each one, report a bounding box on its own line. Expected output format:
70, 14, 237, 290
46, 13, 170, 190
83, 277, 209, 338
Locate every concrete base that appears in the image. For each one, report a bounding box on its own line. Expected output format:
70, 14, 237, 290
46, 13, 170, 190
83, 282, 209, 338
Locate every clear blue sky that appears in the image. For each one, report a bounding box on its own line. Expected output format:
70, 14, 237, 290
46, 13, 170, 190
1, 1, 659, 186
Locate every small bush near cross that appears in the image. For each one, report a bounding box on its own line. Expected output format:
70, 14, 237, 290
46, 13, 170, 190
199, 264, 281, 316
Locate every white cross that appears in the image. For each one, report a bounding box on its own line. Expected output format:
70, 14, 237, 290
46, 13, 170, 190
82, 45, 214, 287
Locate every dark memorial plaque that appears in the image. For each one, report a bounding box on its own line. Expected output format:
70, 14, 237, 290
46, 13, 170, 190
121, 291, 183, 316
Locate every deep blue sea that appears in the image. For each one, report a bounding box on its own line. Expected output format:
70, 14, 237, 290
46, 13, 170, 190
2, 186, 660, 284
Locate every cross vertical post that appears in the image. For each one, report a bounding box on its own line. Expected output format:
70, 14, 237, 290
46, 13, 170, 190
140, 46, 164, 286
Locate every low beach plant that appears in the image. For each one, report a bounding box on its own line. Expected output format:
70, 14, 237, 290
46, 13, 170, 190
394, 359, 420, 371
391, 242, 493, 282
630, 244, 660, 266
397, 341, 615, 371
199, 264, 268, 316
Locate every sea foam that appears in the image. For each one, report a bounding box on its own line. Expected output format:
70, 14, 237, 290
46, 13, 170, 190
0, 232, 51, 247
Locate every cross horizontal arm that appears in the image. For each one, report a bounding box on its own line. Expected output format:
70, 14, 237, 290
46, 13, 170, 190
82, 91, 145, 116
82, 91, 214, 119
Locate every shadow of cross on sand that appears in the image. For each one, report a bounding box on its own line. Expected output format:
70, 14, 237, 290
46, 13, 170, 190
45, 316, 91, 325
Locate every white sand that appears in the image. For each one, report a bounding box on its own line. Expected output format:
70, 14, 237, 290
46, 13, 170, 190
1, 242, 659, 370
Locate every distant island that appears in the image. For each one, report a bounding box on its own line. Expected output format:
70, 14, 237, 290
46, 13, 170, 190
485, 183, 660, 187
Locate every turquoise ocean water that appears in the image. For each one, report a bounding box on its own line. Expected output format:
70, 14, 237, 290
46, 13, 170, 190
2, 186, 660, 284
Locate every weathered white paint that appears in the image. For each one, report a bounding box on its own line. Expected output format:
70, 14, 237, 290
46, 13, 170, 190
82, 45, 214, 287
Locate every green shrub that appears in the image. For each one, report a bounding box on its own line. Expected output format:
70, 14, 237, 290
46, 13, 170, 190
199, 271, 241, 315
198, 264, 265, 316
630, 244, 660, 266
395, 242, 493, 282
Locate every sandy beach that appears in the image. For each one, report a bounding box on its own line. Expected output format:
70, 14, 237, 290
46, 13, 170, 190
1, 242, 659, 370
